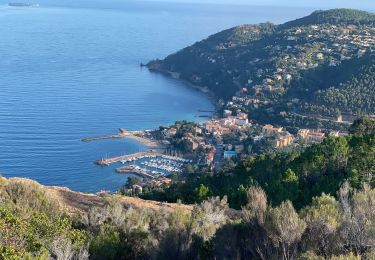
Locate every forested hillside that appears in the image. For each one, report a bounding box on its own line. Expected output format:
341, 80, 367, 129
282, 8, 375, 27
148, 9, 375, 121
289, 55, 375, 116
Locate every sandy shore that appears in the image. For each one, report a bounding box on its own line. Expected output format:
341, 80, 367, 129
124, 132, 166, 152
82, 129, 166, 152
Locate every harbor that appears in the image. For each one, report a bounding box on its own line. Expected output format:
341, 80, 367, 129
140, 155, 192, 173
95, 151, 158, 166
115, 165, 155, 179
96, 151, 191, 180
88, 128, 192, 186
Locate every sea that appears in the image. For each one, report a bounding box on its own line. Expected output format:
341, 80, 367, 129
0, 0, 316, 192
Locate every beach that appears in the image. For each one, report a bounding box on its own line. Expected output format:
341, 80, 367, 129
124, 131, 167, 152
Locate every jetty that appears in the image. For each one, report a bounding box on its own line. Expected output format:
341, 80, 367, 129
95, 151, 158, 166
115, 166, 155, 179
82, 129, 165, 152
82, 128, 127, 142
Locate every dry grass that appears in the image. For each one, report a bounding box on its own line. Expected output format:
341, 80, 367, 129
1, 177, 193, 217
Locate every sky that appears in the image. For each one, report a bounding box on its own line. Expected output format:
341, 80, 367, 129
145, 0, 375, 10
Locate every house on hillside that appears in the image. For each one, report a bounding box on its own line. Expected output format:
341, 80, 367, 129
262, 124, 283, 135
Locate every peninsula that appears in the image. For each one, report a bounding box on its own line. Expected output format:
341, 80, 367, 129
147, 9, 375, 129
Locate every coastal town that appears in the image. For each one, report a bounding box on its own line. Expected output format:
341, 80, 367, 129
89, 101, 350, 195
222, 23, 375, 122
89, 15, 375, 195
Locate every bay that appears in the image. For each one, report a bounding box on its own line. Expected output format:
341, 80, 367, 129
0, 0, 314, 192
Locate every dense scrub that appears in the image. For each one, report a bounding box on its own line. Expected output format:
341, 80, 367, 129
0, 178, 374, 259
0, 178, 88, 259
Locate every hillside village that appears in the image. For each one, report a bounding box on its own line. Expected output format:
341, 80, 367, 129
129, 109, 350, 194
148, 10, 375, 122
246, 23, 374, 94
134, 10, 375, 193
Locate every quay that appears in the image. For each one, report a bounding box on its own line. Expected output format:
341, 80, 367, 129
198, 110, 214, 113
82, 128, 127, 142
95, 151, 158, 166
194, 115, 211, 118
115, 166, 155, 179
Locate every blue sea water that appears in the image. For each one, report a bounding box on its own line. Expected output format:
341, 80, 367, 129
0, 0, 315, 192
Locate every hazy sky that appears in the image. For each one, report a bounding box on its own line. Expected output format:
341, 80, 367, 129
146, 0, 375, 10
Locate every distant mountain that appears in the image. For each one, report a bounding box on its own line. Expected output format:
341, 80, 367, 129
282, 8, 375, 28
147, 9, 375, 121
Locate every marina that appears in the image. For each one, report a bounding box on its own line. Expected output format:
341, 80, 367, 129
95, 151, 158, 166
96, 151, 191, 178
115, 165, 155, 179
140, 156, 192, 173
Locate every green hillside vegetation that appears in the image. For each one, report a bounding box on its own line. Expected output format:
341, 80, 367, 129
283, 8, 375, 28
148, 9, 375, 125
148, 22, 276, 99
1, 178, 375, 259
0, 178, 87, 259
288, 55, 375, 116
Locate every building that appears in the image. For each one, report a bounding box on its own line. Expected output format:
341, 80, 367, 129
298, 129, 310, 139
193, 127, 202, 135
223, 110, 232, 117
275, 134, 294, 148
235, 118, 249, 126
220, 118, 234, 127
308, 130, 325, 142
237, 112, 248, 120
164, 128, 177, 138
316, 53, 324, 60
298, 129, 325, 143
206, 152, 214, 165
183, 137, 199, 151
224, 151, 238, 159
160, 178, 171, 185
262, 124, 283, 135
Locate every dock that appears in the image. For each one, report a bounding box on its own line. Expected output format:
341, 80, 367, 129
95, 151, 158, 166
82, 128, 127, 142
115, 166, 155, 179
194, 115, 211, 118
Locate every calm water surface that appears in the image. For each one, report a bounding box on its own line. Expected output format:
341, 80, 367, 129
0, 0, 314, 192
